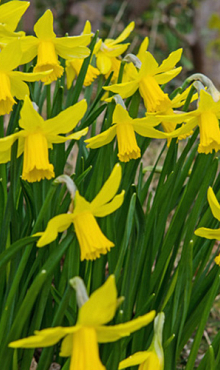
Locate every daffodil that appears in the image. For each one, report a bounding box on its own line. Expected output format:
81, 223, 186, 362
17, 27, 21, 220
9, 275, 156, 370
0, 96, 88, 182
104, 46, 182, 112
119, 312, 165, 370
34, 164, 124, 260
158, 89, 220, 154
20, 9, 92, 84
0, 0, 29, 38
94, 22, 135, 80
195, 187, 220, 265
0, 40, 52, 115
65, 21, 100, 88
85, 103, 168, 162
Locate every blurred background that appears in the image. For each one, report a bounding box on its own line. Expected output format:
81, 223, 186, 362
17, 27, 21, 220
11, 0, 220, 88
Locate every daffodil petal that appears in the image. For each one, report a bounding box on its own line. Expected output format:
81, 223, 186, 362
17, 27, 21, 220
0, 132, 20, 163
154, 67, 182, 84
137, 37, 149, 60
55, 34, 92, 48
194, 227, 220, 240
0, 1, 30, 32
91, 163, 122, 210
139, 52, 158, 78
165, 117, 198, 138
109, 21, 135, 45
34, 9, 56, 39
19, 36, 39, 64
133, 120, 168, 138
9, 75, 30, 100
78, 275, 118, 326
113, 104, 132, 124
105, 43, 130, 57
35, 213, 73, 247
156, 49, 182, 74
9, 326, 78, 348
92, 191, 125, 217
96, 54, 112, 75
104, 81, 138, 98
44, 100, 87, 135
55, 44, 90, 60
48, 128, 89, 144
97, 310, 156, 343
198, 89, 218, 112
19, 96, 44, 131
207, 187, 220, 221
0, 40, 22, 71
13, 70, 52, 82
119, 351, 150, 369
85, 125, 116, 149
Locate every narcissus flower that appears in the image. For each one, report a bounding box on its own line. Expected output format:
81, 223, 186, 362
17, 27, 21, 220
9, 275, 156, 370
65, 20, 100, 88
0, 96, 88, 182
20, 9, 92, 84
0, 0, 29, 38
0, 40, 51, 115
159, 89, 220, 154
85, 103, 168, 162
119, 312, 165, 370
35, 164, 125, 260
104, 45, 182, 112
195, 187, 220, 265
94, 22, 135, 79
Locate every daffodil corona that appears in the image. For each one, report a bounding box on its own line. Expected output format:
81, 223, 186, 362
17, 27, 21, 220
85, 104, 168, 162
35, 164, 125, 260
0, 96, 88, 182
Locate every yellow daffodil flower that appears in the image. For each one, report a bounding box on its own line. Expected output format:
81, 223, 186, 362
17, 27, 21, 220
85, 104, 168, 162
195, 187, 220, 265
0, 40, 52, 115
20, 10, 92, 84
65, 21, 100, 88
0, 96, 88, 182
94, 22, 135, 80
119, 312, 165, 370
0, 0, 29, 38
9, 275, 156, 370
34, 164, 125, 260
158, 89, 220, 154
104, 47, 182, 112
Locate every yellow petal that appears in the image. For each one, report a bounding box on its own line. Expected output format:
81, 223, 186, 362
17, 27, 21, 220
105, 43, 130, 57
19, 95, 44, 131
96, 53, 112, 74
85, 126, 117, 149
55, 34, 92, 48
198, 111, 220, 154
36, 214, 73, 247
34, 9, 56, 39
0, 40, 22, 72
194, 227, 220, 240
0, 1, 29, 32
9, 75, 30, 100
104, 80, 138, 99
97, 310, 156, 343
92, 191, 125, 217
9, 326, 78, 348
154, 67, 182, 85
91, 163, 122, 210
0, 132, 20, 163
139, 52, 158, 78
156, 49, 182, 74
116, 123, 141, 162
55, 44, 90, 60
44, 100, 87, 135
133, 119, 168, 139
137, 37, 149, 60
113, 104, 132, 124
207, 187, 220, 221
78, 276, 118, 326
119, 351, 150, 369
47, 128, 88, 144
108, 22, 135, 46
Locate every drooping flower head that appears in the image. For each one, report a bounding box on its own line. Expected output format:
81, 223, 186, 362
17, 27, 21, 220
34, 164, 125, 260
85, 102, 168, 162
94, 22, 135, 80
0, 96, 88, 182
0, 40, 52, 115
195, 187, 220, 265
9, 275, 155, 370
20, 10, 92, 84
119, 312, 165, 370
104, 39, 182, 112
65, 21, 100, 88
158, 89, 220, 154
